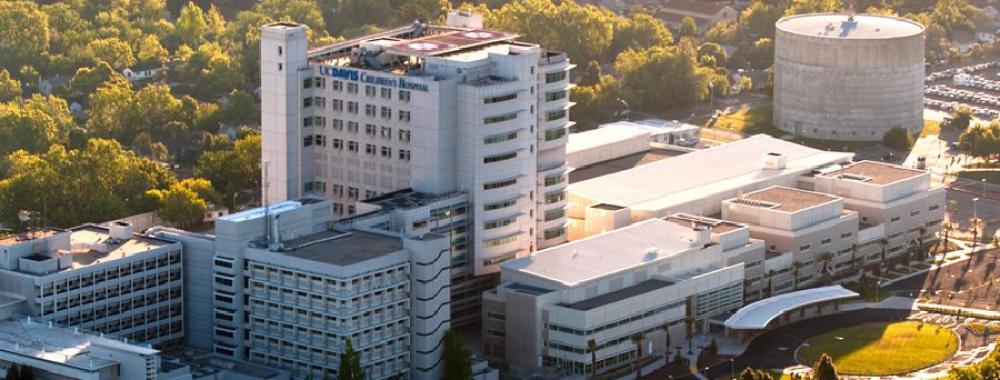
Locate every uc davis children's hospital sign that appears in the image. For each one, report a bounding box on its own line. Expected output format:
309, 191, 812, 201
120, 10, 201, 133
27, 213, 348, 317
319, 66, 429, 92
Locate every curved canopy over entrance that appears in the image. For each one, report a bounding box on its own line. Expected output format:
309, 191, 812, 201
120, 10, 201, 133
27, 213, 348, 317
724, 285, 859, 330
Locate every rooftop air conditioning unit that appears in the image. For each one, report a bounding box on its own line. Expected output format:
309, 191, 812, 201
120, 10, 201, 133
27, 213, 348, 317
109, 221, 133, 242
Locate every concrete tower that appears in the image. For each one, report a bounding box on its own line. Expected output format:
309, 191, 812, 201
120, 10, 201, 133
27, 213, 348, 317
261, 23, 311, 204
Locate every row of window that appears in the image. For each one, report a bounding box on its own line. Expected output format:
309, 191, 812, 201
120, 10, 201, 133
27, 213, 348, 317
305, 77, 412, 103
305, 136, 412, 161
306, 97, 412, 122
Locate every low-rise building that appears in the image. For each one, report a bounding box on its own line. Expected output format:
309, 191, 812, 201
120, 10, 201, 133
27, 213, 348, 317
482, 218, 751, 375
0, 316, 163, 380
152, 198, 451, 379
654, 0, 738, 33
0, 222, 183, 348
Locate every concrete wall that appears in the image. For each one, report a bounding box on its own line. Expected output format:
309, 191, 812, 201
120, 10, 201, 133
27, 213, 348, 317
773, 16, 924, 141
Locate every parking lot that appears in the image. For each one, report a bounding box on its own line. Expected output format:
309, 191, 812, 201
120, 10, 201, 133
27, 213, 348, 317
925, 61, 1000, 120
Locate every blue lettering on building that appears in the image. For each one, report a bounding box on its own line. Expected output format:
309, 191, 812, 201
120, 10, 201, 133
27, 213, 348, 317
319, 65, 428, 92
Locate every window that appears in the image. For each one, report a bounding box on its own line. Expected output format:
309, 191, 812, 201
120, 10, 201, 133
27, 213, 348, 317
545, 71, 566, 83
348, 141, 359, 152
544, 174, 564, 187
484, 131, 517, 144
333, 138, 343, 149
544, 191, 565, 204
484, 93, 517, 104
347, 121, 358, 133
821, 238, 831, 245
545, 90, 567, 102
332, 119, 343, 130
365, 104, 376, 117
485, 112, 518, 124
398, 129, 410, 142
544, 208, 565, 221
911, 210, 920, 216
380, 88, 392, 99
348, 101, 358, 114
485, 198, 517, 211
484, 216, 517, 230
348, 187, 359, 199
303, 136, 313, 146
332, 184, 343, 196
365, 124, 376, 136
799, 244, 811, 252
484, 151, 517, 163
398, 110, 411, 122
332, 99, 343, 111
332, 80, 343, 91
347, 82, 358, 94
841, 232, 852, 239
303, 78, 313, 89
365, 85, 375, 97
380, 127, 392, 139
890, 216, 901, 222
303, 97, 313, 108
545, 127, 566, 141
484, 178, 517, 190
380, 146, 391, 158
484, 234, 517, 248
365, 144, 375, 155
545, 109, 566, 121
398, 149, 411, 161
380, 106, 391, 119
929, 205, 940, 211
544, 227, 566, 240
398, 90, 410, 102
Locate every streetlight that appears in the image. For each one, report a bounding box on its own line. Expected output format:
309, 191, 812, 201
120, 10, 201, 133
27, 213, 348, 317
616, 98, 631, 121
729, 358, 735, 379
876, 279, 882, 302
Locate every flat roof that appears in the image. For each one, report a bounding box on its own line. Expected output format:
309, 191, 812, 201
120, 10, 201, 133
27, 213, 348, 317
569, 135, 853, 211
0, 318, 157, 371
776, 13, 924, 39
562, 279, 674, 310
820, 160, 926, 185
736, 186, 839, 212
567, 125, 650, 154
219, 200, 304, 223
280, 230, 403, 266
502, 219, 705, 286
724, 285, 859, 329
67, 225, 173, 269
385, 29, 518, 58
569, 148, 683, 183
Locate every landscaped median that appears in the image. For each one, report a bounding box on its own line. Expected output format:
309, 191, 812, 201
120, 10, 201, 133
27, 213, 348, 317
919, 303, 1000, 320
796, 321, 958, 376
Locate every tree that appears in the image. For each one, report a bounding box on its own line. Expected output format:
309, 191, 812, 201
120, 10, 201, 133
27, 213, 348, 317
176, 2, 209, 48
0, 102, 61, 155
488, 0, 617, 65
86, 38, 136, 69
958, 121, 1000, 164
572, 75, 623, 124
147, 183, 206, 228
195, 133, 260, 208
0, 139, 175, 228
610, 11, 673, 59
136, 34, 168, 64
0, 70, 21, 102
0, 1, 50, 73
950, 106, 974, 130
338, 339, 364, 380
883, 126, 914, 152
68, 62, 127, 100
615, 44, 716, 110
813, 353, 840, 380
442, 329, 472, 380
678, 16, 699, 37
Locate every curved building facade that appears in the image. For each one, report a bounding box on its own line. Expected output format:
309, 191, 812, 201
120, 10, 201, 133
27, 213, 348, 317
773, 13, 925, 141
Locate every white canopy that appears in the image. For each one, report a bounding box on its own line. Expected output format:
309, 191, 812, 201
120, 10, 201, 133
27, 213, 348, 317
723, 285, 859, 330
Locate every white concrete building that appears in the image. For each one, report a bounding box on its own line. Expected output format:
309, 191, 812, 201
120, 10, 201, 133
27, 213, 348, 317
260, 13, 573, 281
482, 218, 753, 375
0, 223, 184, 348
0, 317, 163, 380
567, 134, 854, 240
152, 198, 450, 379
598, 119, 700, 146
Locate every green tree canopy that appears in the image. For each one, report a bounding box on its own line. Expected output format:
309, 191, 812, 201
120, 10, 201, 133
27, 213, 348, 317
883, 126, 915, 151
958, 121, 1000, 162
0, 70, 22, 102
487, 0, 617, 65
86, 38, 136, 69
338, 339, 364, 380
443, 329, 473, 380
678, 16, 699, 38
0, 1, 50, 75
194, 133, 260, 208
147, 183, 206, 228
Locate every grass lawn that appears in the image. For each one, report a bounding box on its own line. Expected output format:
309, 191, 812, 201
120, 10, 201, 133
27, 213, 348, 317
920, 119, 942, 138
711, 105, 776, 135
797, 321, 957, 376
958, 171, 1000, 185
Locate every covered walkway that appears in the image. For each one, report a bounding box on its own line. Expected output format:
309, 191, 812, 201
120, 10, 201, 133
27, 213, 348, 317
724, 285, 860, 330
